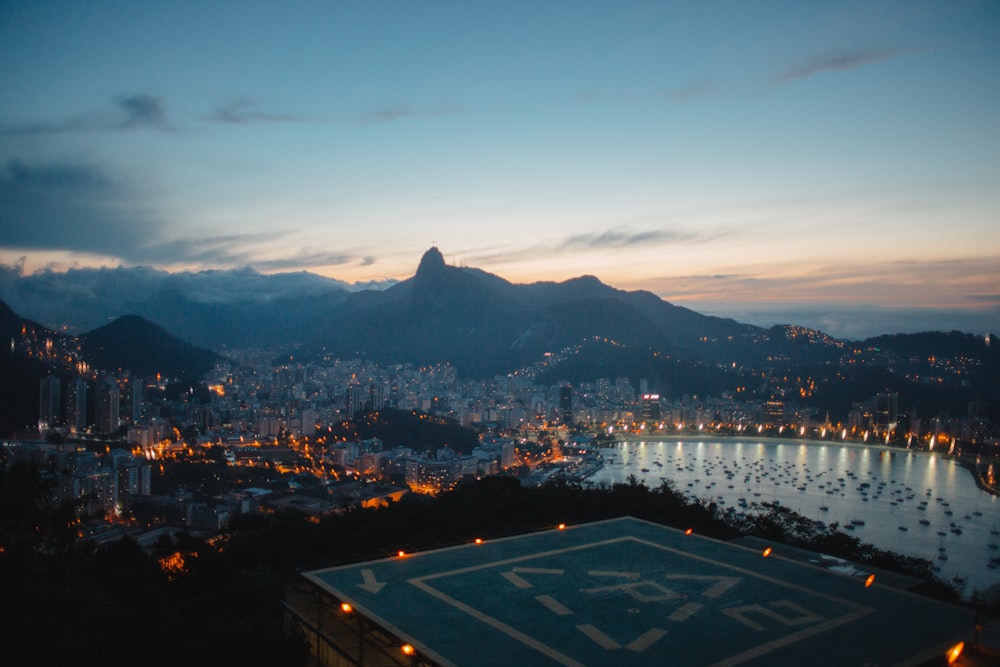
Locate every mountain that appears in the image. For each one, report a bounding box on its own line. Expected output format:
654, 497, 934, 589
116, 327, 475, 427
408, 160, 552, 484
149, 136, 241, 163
296, 247, 800, 377
79, 315, 220, 379
289, 250, 997, 418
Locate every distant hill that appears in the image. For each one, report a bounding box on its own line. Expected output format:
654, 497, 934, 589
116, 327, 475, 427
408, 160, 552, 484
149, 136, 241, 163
79, 314, 219, 379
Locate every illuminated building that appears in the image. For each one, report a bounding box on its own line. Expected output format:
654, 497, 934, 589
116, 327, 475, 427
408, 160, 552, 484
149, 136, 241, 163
640, 393, 661, 422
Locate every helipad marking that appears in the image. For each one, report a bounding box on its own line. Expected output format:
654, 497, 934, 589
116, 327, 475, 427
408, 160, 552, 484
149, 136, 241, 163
721, 600, 823, 632
664, 574, 741, 598
667, 601, 704, 622
576, 624, 668, 652
707, 607, 872, 667
536, 594, 573, 616
580, 579, 684, 602
501, 567, 565, 589
589, 570, 640, 579
357, 568, 386, 594
409, 577, 586, 667
405, 534, 873, 666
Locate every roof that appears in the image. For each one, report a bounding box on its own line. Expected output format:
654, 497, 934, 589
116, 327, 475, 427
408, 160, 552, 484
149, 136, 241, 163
302, 516, 974, 667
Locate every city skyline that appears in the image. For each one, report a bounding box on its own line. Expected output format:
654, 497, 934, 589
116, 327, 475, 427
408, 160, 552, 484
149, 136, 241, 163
1, 2, 998, 338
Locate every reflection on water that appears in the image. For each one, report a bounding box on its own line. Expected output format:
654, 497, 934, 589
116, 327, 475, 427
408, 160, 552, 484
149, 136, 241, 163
589, 437, 1000, 597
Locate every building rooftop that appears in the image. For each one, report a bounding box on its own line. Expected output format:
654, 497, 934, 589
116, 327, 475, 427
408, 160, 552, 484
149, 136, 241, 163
300, 516, 975, 666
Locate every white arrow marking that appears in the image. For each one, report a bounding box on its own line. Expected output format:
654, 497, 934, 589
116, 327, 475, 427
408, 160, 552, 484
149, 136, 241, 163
358, 568, 386, 594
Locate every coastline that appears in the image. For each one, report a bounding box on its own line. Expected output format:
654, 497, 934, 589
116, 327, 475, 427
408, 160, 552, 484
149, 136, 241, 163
609, 433, 1000, 497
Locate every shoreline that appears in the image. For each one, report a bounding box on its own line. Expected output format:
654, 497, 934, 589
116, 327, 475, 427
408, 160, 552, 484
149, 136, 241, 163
609, 433, 1000, 497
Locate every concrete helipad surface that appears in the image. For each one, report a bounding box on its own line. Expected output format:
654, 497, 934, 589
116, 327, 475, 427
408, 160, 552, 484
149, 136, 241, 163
303, 516, 974, 666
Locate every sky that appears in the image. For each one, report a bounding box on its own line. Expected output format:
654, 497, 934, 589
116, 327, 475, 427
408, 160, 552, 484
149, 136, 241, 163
1, 1, 998, 338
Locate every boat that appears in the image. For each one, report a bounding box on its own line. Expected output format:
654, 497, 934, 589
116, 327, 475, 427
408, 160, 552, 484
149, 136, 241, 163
819, 505, 829, 511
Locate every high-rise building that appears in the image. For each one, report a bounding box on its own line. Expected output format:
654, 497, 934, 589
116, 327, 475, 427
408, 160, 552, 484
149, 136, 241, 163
763, 399, 785, 426
38, 375, 61, 428
129, 379, 144, 423
66, 378, 89, 430
347, 383, 366, 417
641, 394, 661, 422
96, 377, 120, 435
559, 385, 573, 424
874, 392, 899, 434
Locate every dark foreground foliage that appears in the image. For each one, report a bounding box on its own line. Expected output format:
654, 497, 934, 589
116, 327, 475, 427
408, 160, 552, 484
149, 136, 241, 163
0, 467, 972, 667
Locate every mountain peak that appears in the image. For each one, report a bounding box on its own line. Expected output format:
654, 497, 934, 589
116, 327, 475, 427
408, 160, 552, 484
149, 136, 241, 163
416, 246, 447, 277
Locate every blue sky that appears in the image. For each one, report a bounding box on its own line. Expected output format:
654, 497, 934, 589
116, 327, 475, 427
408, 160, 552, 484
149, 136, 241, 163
1, 1, 998, 337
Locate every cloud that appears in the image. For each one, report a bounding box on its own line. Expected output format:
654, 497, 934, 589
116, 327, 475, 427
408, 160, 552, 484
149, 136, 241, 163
1, 94, 171, 135
356, 103, 461, 124
207, 98, 300, 124
249, 250, 356, 271
0, 159, 283, 269
646, 257, 1000, 309
779, 47, 907, 82
659, 78, 719, 103
0, 159, 159, 258
117, 94, 169, 129
561, 228, 698, 250
360, 256, 376, 266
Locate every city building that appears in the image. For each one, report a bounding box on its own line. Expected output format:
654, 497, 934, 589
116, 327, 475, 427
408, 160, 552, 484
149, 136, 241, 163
559, 385, 573, 424
66, 377, 89, 430
38, 375, 61, 429
96, 377, 120, 435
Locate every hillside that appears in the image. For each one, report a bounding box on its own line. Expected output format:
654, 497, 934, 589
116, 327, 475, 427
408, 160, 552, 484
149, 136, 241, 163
79, 314, 219, 379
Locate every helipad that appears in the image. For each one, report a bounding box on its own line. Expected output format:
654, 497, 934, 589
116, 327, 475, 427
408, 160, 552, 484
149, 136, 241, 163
300, 516, 974, 666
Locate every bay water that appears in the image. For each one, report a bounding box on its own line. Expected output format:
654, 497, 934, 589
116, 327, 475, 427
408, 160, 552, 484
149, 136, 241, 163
587, 437, 1000, 597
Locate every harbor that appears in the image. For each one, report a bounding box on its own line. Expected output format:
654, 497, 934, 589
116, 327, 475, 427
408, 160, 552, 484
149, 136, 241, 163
585, 436, 1000, 598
